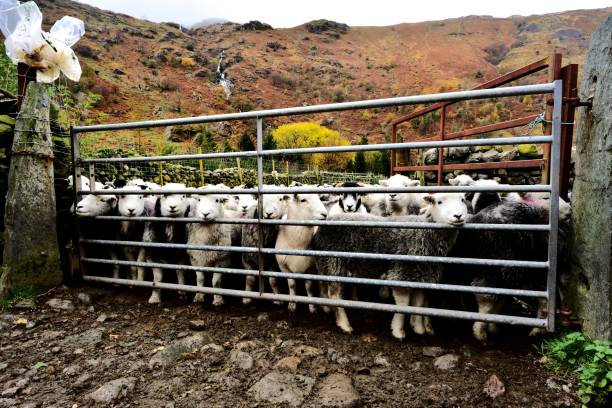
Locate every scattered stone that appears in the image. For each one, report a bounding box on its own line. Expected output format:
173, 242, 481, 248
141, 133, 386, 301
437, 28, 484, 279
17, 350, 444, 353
546, 378, 561, 390
355, 367, 370, 375
294, 345, 323, 358
275, 356, 301, 372
373, 354, 390, 367
249, 372, 315, 407
13, 299, 35, 309
257, 312, 269, 322
74, 348, 84, 355
422, 346, 446, 357
482, 149, 501, 162
149, 333, 212, 367
230, 350, 254, 370
63, 328, 107, 348
73, 373, 92, 388
201, 343, 224, 353
0, 398, 17, 408
467, 152, 484, 163
316, 366, 328, 377
96, 313, 108, 322
86, 377, 137, 404
315, 373, 360, 407
77, 292, 92, 305
433, 354, 460, 371
62, 365, 80, 376
188, 319, 206, 331
483, 374, 505, 399
46, 299, 75, 311
0, 387, 18, 397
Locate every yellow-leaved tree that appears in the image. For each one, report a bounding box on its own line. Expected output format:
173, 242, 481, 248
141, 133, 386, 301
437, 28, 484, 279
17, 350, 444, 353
272, 122, 354, 171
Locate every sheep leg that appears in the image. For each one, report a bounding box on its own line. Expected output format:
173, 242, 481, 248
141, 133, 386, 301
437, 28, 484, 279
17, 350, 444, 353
472, 294, 499, 344
350, 285, 359, 301
422, 295, 435, 335
136, 249, 146, 281
305, 279, 317, 313
126, 250, 138, 282
409, 289, 427, 335
110, 250, 120, 280
529, 298, 548, 337
211, 272, 224, 306
243, 274, 256, 305
148, 267, 163, 304
319, 281, 331, 313
328, 282, 352, 334
287, 278, 297, 313
391, 287, 411, 340
193, 271, 205, 303
269, 277, 283, 305
176, 269, 187, 299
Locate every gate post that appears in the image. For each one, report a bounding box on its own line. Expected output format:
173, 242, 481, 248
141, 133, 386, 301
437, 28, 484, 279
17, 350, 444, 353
569, 15, 612, 341
0, 82, 62, 296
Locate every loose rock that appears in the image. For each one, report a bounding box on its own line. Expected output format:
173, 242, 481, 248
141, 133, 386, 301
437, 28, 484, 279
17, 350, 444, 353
423, 346, 446, 357
230, 350, 254, 370
77, 292, 92, 305
249, 371, 315, 407
315, 373, 360, 407
149, 333, 212, 368
86, 377, 137, 404
275, 356, 301, 372
188, 319, 206, 331
483, 374, 505, 398
45, 299, 75, 311
433, 354, 460, 371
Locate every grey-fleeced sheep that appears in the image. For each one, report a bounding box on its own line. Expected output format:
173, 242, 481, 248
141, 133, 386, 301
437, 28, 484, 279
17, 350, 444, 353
312, 193, 469, 340
450, 199, 570, 343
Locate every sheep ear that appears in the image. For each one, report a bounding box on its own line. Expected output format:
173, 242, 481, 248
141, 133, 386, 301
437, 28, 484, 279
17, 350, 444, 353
293, 193, 300, 201
113, 179, 127, 188
139, 184, 148, 190
423, 195, 435, 205
219, 196, 229, 204
355, 197, 362, 210
379, 180, 388, 187
281, 194, 290, 201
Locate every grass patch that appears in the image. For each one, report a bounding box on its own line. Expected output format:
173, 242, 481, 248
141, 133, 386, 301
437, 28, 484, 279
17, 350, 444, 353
0, 285, 39, 310
541, 331, 612, 407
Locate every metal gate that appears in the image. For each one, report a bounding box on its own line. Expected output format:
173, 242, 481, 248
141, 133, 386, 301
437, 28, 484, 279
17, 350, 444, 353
71, 81, 563, 332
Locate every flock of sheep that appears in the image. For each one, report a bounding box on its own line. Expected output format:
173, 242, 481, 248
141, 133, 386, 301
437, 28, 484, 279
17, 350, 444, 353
72, 173, 571, 343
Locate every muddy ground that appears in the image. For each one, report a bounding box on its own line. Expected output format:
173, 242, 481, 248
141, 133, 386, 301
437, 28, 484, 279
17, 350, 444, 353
0, 286, 577, 407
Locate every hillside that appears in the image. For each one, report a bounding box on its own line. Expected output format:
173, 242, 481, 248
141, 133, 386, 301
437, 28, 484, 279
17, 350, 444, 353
33, 0, 611, 152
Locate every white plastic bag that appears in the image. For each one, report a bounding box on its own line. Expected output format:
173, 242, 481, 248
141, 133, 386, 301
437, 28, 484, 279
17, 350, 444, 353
0, 1, 84, 83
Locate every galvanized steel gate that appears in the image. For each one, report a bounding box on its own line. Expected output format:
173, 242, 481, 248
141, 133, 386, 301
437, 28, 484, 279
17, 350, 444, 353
71, 81, 563, 332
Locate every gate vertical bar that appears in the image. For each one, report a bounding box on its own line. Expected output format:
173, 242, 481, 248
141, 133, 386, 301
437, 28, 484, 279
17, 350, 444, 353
88, 163, 96, 191
546, 79, 562, 331
391, 123, 397, 175
437, 105, 446, 185
542, 54, 562, 184
256, 117, 265, 295
70, 127, 85, 278
558, 64, 578, 201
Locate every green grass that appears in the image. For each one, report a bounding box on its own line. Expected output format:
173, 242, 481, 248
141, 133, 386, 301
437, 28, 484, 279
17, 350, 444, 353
0, 285, 39, 310
541, 331, 612, 407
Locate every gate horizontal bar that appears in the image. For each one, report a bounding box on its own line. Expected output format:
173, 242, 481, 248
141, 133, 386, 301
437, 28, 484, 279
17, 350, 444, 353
78, 135, 552, 164
81, 239, 548, 269
73, 83, 555, 133
86, 215, 551, 231
81, 275, 547, 327
83, 257, 548, 298
77, 184, 552, 196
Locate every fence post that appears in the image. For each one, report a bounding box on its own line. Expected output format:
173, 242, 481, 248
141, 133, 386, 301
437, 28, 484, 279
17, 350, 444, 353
0, 82, 62, 296
236, 157, 243, 184
198, 147, 205, 185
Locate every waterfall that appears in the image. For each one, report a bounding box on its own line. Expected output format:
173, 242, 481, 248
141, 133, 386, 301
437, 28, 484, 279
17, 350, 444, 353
216, 50, 232, 98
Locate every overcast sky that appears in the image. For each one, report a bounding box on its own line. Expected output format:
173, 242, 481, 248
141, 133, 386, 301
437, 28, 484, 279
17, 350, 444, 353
75, 0, 611, 28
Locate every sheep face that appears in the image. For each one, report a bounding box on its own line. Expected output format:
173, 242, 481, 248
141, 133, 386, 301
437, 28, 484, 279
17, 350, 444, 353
288, 193, 328, 220
519, 192, 572, 221
262, 194, 289, 219
380, 174, 423, 210
423, 193, 468, 226
75, 186, 117, 216
232, 193, 257, 217
338, 193, 362, 213
159, 183, 189, 217
194, 194, 227, 221
117, 185, 147, 217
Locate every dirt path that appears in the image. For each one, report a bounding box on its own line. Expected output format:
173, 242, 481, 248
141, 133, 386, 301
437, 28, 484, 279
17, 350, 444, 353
1, 286, 577, 407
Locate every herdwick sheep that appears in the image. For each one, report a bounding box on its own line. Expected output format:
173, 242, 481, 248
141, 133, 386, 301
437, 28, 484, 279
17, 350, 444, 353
230, 185, 258, 218
450, 199, 570, 343
275, 192, 328, 313
74, 183, 120, 277
115, 183, 152, 281
358, 184, 390, 216
379, 174, 426, 216
241, 187, 290, 303
506, 191, 572, 222
328, 182, 368, 217
312, 193, 469, 340
143, 183, 192, 304
187, 188, 232, 306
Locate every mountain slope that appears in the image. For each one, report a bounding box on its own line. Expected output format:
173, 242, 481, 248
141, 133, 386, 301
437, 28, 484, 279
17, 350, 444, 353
35, 0, 610, 149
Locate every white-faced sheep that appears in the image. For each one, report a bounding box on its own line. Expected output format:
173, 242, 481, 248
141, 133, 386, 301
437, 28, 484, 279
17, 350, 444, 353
312, 193, 469, 340
186, 188, 232, 305
379, 174, 426, 216
327, 182, 368, 217
275, 192, 328, 313
449, 197, 570, 343
241, 188, 290, 303
115, 183, 152, 281
143, 183, 192, 304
